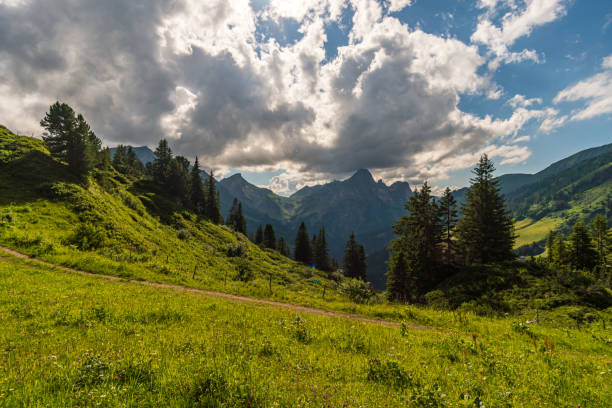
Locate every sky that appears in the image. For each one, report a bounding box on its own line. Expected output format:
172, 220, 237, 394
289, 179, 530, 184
0, 0, 610, 195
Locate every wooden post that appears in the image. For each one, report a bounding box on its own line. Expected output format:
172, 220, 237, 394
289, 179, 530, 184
224, 270, 228, 286
269, 273, 272, 294
192, 266, 197, 280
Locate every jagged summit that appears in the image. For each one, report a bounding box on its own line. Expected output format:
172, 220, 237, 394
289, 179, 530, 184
347, 168, 375, 184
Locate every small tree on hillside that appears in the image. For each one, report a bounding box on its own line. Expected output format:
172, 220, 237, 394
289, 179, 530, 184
205, 170, 222, 224
314, 227, 331, 272
190, 157, 207, 215
151, 139, 173, 184
227, 198, 247, 234
263, 224, 276, 250
386, 250, 409, 302
438, 187, 458, 264
569, 220, 597, 270
166, 157, 190, 205
456, 155, 515, 264
125, 146, 145, 176
294, 222, 312, 265
592, 214, 609, 268
254, 225, 264, 246
41, 102, 101, 178
277, 236, 290, 257
342, 232, 367, 280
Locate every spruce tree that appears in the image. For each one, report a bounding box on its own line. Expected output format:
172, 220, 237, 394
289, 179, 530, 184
205, 170, 222, 224
314, 227, 331, 272
263, 224, 276, 249
152, 139, 173, 184
112, 145, 127, 172
236, 203, 247, 235
569, 220, 597, 270
552, 233, 569, 268
456, 155, 515, 264
255, 225, 264, 246
166, 157, 189, 205
389, 182, 441, 298
98, 147, 111, 170
342, 232, 366, 279
41, 102, 100, 178
546, 230, 555, 264
126, 146, 145, 176
591, 215, 609, 268
277, 236, 290, 257
294, 222, 312, 264
386, 250, 409, 302
190, 157, 207, 215
227, 198, 240, 229
438, 187, 458, 264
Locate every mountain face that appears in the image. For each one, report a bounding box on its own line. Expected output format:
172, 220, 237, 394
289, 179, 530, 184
109, 146, 156, 164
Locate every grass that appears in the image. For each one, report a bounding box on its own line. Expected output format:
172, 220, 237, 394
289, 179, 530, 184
514, 217, 564, 248
1, 252, 611, 407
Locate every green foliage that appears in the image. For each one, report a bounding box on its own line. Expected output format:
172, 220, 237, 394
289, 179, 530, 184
66, 222, 108, 250
190, 157, 207, 216
226, 242, 247, 258
342, 232, 367, 280
367, 359, 413, 389
233, 258, 254, 282
294, 221, 311, 265
263, 224, 276, 249
338, 279, 375, 304
313, 227, 331, 272
205, 170, 222, 224
226, 197, 246, 234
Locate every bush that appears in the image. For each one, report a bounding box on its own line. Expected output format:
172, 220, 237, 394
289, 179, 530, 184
367, 359, 413, 389
226, 242, 247, 258
339, 279, 375, 304
233, 259, 254, 282
581, 286, 612, 309
177, 229, 191, 241
66, 222, 107, 250
424, 290, 449, 310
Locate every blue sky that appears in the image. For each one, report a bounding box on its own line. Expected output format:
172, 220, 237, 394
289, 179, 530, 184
1, 0, 611, 194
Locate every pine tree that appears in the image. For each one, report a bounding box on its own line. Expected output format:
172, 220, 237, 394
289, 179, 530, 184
254, 225, 264, 246
342, 232, 366, 279
205, 170, 222, 224
591, 215, 609, 268
98, 147, 111, 170
190, 157, 207, 215
152, 139, 173, 184
330, 258, 339, 271
389, 182, 442, 298
166, 157, 189, 205
314, 227, 331, 272
41, 102, 100, 178
456, 155, 515, 264
438, 187, 458, 264
227, 198, 240, 229
294, 222, 312, 264
546, 230, 555, 264
125, 146, 145, 176
386, 250, 409, 302
236, 203, 247, 235
569, 220, 597, 270
263, 224, 276, 249
112, 145, 127, 172
277, 236, 290, 257
552, 233, 569, 268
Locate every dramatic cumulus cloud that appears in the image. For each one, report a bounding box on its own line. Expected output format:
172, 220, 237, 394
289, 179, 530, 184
0, 0, 558, 193
472, 0, 570, 69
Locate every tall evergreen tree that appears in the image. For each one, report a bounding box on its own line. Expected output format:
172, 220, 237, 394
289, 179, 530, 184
314, 227, 331, 272
112, 145, 127, 172
569, 220, 597, 270
41, 102, 100, 178
205, 170, 222, 224
456, 155, 515, 264
166, 157, 189, 205
277, 236, 291, 257
546, 230, 555, 264
438, 187, 458, 264
552, 233, 569, 268
386, 250, 409, 302
98, 147, 111, 170
389, 182, 442, 298
190, 157, 207, 215
342, 232, 367, 280
254, 225, 264, 246
152, 139, 173, 184
592, 215, 609, 268
125, 146, 145, 176
294, 222, 312, 264
263, 224, 276, 249
236, 203, 247, 235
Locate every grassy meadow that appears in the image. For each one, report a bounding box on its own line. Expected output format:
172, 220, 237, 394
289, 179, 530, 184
1, 252, 611, 407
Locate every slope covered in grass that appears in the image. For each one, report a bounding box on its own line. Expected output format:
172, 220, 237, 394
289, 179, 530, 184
1, 252, 611, 407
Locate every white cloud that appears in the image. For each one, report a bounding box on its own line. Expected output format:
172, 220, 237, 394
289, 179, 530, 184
387, 0, 412, 13
508, 94, 542, 108
472, 0, 569, 68
554, 55, 612, 121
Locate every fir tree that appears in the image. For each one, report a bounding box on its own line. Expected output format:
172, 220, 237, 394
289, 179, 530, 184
294, 222, 312, 264
456, 155, 515, 264
546, 230, 555, 264
552, 233, 569, 268
389, 182, 442, 298
254, 225, 264, 246
41, 102, 100, 178
342, 232, 367, 279
236, 203, 247, 235
205, 170, 222, 224
591, 215, 609, 268
386, 250, 409, 302
569, 220, 597, 270
98, 147, 111, 170
190, 157, 206, 215
166, 157, 189, 205
438, 187, 458, 264
125, 146, 145, 176
277, 236, 290, 257
152, 139, 173, 184
314, 227, 331, 272
263, 224, 276, 250
112, 145, 127, 172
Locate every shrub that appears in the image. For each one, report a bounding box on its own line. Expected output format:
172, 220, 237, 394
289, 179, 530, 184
226, 242, 247, 258
338, 279, 375, 304
291, 315, 312, 344
233, 259, 254, 282
66, 222, 107, 250
424, 290, 449, 310
177, 229, 191, 241
367, 359, 413, 389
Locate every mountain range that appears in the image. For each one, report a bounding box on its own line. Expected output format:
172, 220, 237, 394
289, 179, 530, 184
116, 141, 611, 289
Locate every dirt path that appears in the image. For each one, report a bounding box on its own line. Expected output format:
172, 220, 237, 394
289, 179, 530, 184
0, 245, 431, 330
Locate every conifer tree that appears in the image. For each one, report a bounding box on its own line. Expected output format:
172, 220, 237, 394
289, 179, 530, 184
254, 225, 264, 246
330, 258, 339, 271
592, 215, 609, 268
438, 187, 458, 264
314, 227, 331, 272
41, 102, 100, 178
226, 198, 240, 229
386, 250, 409, 302
389, 182, 441, 298
98, 147, 111, 170
546, 230, 555, 264
125, 146, 145, 176
569, 220, 597, 270
205, 170, 222, 224
190, 157, 206, 215
263, 224, 276, 250
236, 203, 247, 235
342, 232, 367, 279
152, 139, 173, 184
166, 157, 190, 205
552, 233, 569, 268
294, 222, 312, 264
277, 236, 290, 257
112, 145, 127, 172
456, 155, 515, 264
